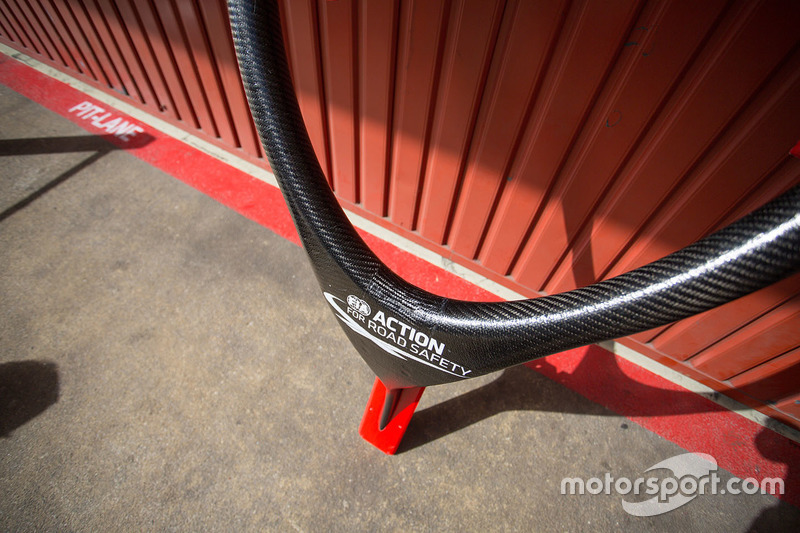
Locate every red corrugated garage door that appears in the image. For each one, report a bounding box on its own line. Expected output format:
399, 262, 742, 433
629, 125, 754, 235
1, 0, 798, 428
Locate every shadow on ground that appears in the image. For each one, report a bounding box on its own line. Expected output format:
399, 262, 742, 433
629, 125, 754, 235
401, 346, 800, 514
0, 361, 59, 437
0, 133, 153, 222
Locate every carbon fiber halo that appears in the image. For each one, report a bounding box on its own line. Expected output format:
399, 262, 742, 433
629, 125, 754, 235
227, 0, 800, 389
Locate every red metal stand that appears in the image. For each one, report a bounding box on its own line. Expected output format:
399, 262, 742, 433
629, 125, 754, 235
791, 138, 800, 159
358, 378, 425, 454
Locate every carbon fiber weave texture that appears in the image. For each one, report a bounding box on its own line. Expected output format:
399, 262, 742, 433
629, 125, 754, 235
228, 0, 800, 388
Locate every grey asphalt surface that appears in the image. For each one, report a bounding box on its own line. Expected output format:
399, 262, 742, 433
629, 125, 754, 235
1, 83, 799, 531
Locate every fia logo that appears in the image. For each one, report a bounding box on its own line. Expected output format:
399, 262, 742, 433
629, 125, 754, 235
347, 295, 371, 317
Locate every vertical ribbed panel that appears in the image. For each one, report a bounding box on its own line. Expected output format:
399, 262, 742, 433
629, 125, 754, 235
510, 0, 729, 287
543, 1, 800, 295
2, 0, 799, 428
386, 0, 449, 230
196, 0, 260, 156
319, 0, 358, 202
0, 0, 263, 158
279, 0, 330, 182
479, 0, 645, 275
12, 0, 59, 64
446, 0, 568, 258
356, 0, 397, 216
93, 0, 150, 104
416, 0, 505, 242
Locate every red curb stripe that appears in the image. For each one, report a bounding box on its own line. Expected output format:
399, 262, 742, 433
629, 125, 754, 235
2, 51, 798, 507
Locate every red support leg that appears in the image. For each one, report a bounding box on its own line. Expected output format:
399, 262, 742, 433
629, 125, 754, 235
790, 138, 800, 159
358, 378, 425, 454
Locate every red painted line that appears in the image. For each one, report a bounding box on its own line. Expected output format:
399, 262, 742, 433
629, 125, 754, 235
2, 51, 798, 506
0, 53, 300, 246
